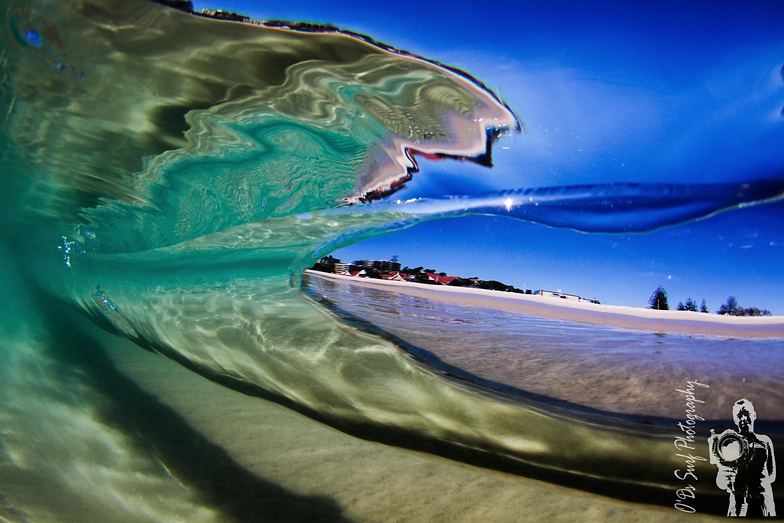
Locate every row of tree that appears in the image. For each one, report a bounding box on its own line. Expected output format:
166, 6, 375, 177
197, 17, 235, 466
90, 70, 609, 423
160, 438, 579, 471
648, 286, 771, 316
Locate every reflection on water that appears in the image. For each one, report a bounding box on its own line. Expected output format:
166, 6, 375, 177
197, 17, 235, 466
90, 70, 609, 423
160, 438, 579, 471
0, 0, 783, 520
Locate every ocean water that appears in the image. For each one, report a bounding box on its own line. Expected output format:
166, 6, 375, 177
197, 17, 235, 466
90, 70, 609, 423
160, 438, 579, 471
1, 0, 783, 521
303, 273, 784, 423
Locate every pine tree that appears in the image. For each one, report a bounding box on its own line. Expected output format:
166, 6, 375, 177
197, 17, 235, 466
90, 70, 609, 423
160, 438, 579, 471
718, 296, 739, 316
700, 299, 709, 313
649, 286, 669, 310
684, 297, 698, 312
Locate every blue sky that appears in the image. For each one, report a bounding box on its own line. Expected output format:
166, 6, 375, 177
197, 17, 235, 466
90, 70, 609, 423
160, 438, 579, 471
195, 0, 784, 312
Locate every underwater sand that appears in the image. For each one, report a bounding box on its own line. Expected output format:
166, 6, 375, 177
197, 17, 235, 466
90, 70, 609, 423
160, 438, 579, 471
84, 316, 724, 523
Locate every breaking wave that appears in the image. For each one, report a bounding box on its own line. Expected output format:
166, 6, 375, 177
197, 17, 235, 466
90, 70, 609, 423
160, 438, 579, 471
1, 0, 783, 519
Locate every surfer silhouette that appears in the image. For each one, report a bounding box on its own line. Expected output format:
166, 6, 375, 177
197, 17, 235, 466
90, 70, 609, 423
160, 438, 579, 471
708, 399, 776, 517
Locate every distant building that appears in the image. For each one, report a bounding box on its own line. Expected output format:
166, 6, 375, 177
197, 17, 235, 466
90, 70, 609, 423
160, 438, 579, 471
351, 259, 401, 272
199, 8, 248, 21
373, 260, 402, 272
381, 272, 406, 281
308, 257, 598, 303
427, 274, 457, 285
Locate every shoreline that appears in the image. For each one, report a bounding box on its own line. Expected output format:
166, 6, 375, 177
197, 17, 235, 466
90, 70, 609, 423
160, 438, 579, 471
304, 271, 784, 339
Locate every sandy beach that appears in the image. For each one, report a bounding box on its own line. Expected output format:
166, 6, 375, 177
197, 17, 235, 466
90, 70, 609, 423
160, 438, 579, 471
305, 271, 784, 339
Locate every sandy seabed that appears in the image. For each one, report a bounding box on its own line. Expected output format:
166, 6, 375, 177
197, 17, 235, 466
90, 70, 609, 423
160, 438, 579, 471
87, 321, 726, 523
305, 271, 784, 339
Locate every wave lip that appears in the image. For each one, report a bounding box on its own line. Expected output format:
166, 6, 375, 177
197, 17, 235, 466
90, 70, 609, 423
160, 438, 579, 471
2, 0, 517, 252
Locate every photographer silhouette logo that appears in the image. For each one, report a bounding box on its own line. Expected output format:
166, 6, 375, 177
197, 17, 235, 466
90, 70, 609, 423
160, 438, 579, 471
708, 399, 777, 517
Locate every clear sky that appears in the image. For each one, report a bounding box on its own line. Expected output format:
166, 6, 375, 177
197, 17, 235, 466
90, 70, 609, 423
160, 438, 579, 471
194, 0, 784, 313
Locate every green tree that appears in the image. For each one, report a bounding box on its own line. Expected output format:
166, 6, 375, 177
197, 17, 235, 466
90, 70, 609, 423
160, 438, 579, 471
649, 286, 669, 310
741, 307, 772, 317
717, 296, 772, 316
718, 296, 740, 316
684, 297, 698, 312
700, 299, 709, 313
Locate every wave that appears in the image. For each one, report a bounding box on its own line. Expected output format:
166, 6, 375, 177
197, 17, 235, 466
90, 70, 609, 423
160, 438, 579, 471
1, 0, 782, 517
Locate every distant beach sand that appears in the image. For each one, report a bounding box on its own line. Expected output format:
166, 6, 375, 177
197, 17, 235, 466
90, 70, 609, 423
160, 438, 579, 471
305, 271, 784, 339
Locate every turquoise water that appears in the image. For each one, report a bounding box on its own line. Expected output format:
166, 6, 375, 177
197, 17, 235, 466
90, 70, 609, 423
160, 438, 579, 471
1, 0, 783, 520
